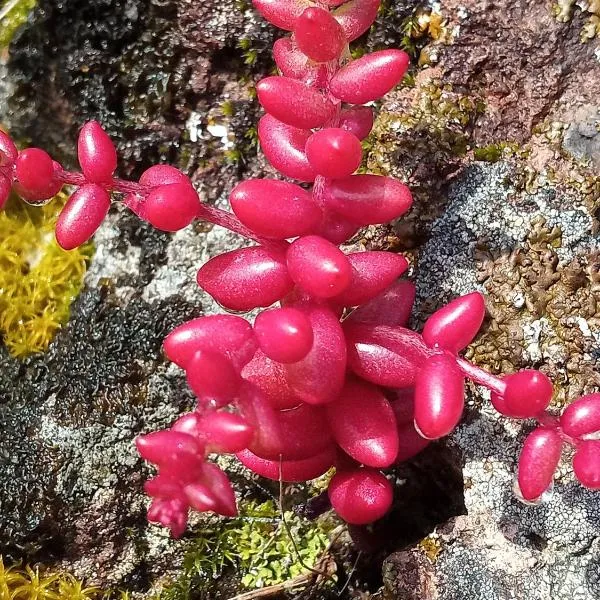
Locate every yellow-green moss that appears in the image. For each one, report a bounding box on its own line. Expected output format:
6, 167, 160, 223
0, 557, 129, 599
0, 0, 36, 48
158, 500, 333, 599
0, 192, 93, 358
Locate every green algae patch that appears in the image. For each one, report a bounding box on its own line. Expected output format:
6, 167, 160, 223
0, 0, 36, 48
0, 192, 93, 358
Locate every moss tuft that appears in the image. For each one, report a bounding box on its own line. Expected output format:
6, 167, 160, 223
0, 557, 129, 599
0, 192, 93, 358
157, 500, 332, 599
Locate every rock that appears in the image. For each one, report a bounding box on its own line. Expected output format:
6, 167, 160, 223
563, 105, 600, 168
2, 0, 600, 597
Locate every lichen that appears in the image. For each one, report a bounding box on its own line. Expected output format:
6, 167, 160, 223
468, 217, 600, 406
0, 0, 36, 48
419, 533, 443, 563
157, 500, 332, 599
0, 191, 93, 358
473, 142, 521, 163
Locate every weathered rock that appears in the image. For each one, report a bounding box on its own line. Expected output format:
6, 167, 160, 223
2, 0, 600, 597
563, 105, 600, 168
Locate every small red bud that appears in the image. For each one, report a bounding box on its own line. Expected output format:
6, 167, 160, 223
305, 128, 362, 179
186, 350, 242, 408
196, 246, 294, 312
503, 370, 553, 419
422, 292, 486, 353
254, 307, 314, 364
136, 430, 204, 466
573, 440, 600, 489
414, 353, 465, 439
0, 172, 12, 211
560, 393, 600, 439
140, 164, 190, 187
339, 106, 374, 140
330, 49, 409, 104
142, 182, 200, 231
294, 7, 346, 63
15, 148, 62, 202
253, 0, 314, 31
256, 76, 335, 129
286, 235, 352, 299
236, 446, 335, 482
0, 130, 18, 166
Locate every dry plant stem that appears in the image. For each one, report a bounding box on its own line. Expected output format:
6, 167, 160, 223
197, 203, 281, 247
56, 169, 145, 194
278, 459, 338, 583
227, 570, 326, 600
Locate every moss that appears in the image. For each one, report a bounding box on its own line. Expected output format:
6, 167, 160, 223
0, 557, 127, 599
220, 100, 235, 118
0, 0, 36, 48
0, 192, 93, 358
157, 500, 332, 599
365, 80, 484, 176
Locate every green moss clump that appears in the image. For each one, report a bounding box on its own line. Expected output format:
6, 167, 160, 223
0, 0, 37, 48
0, 192, 93, 358
158, 500, 332, 599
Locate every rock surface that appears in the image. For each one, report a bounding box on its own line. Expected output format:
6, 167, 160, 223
1, 0, 600, 597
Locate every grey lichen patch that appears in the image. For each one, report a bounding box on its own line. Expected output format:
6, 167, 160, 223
446, 396, 600, 599
412, 158, 600, 599
142, 195, 254, 316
